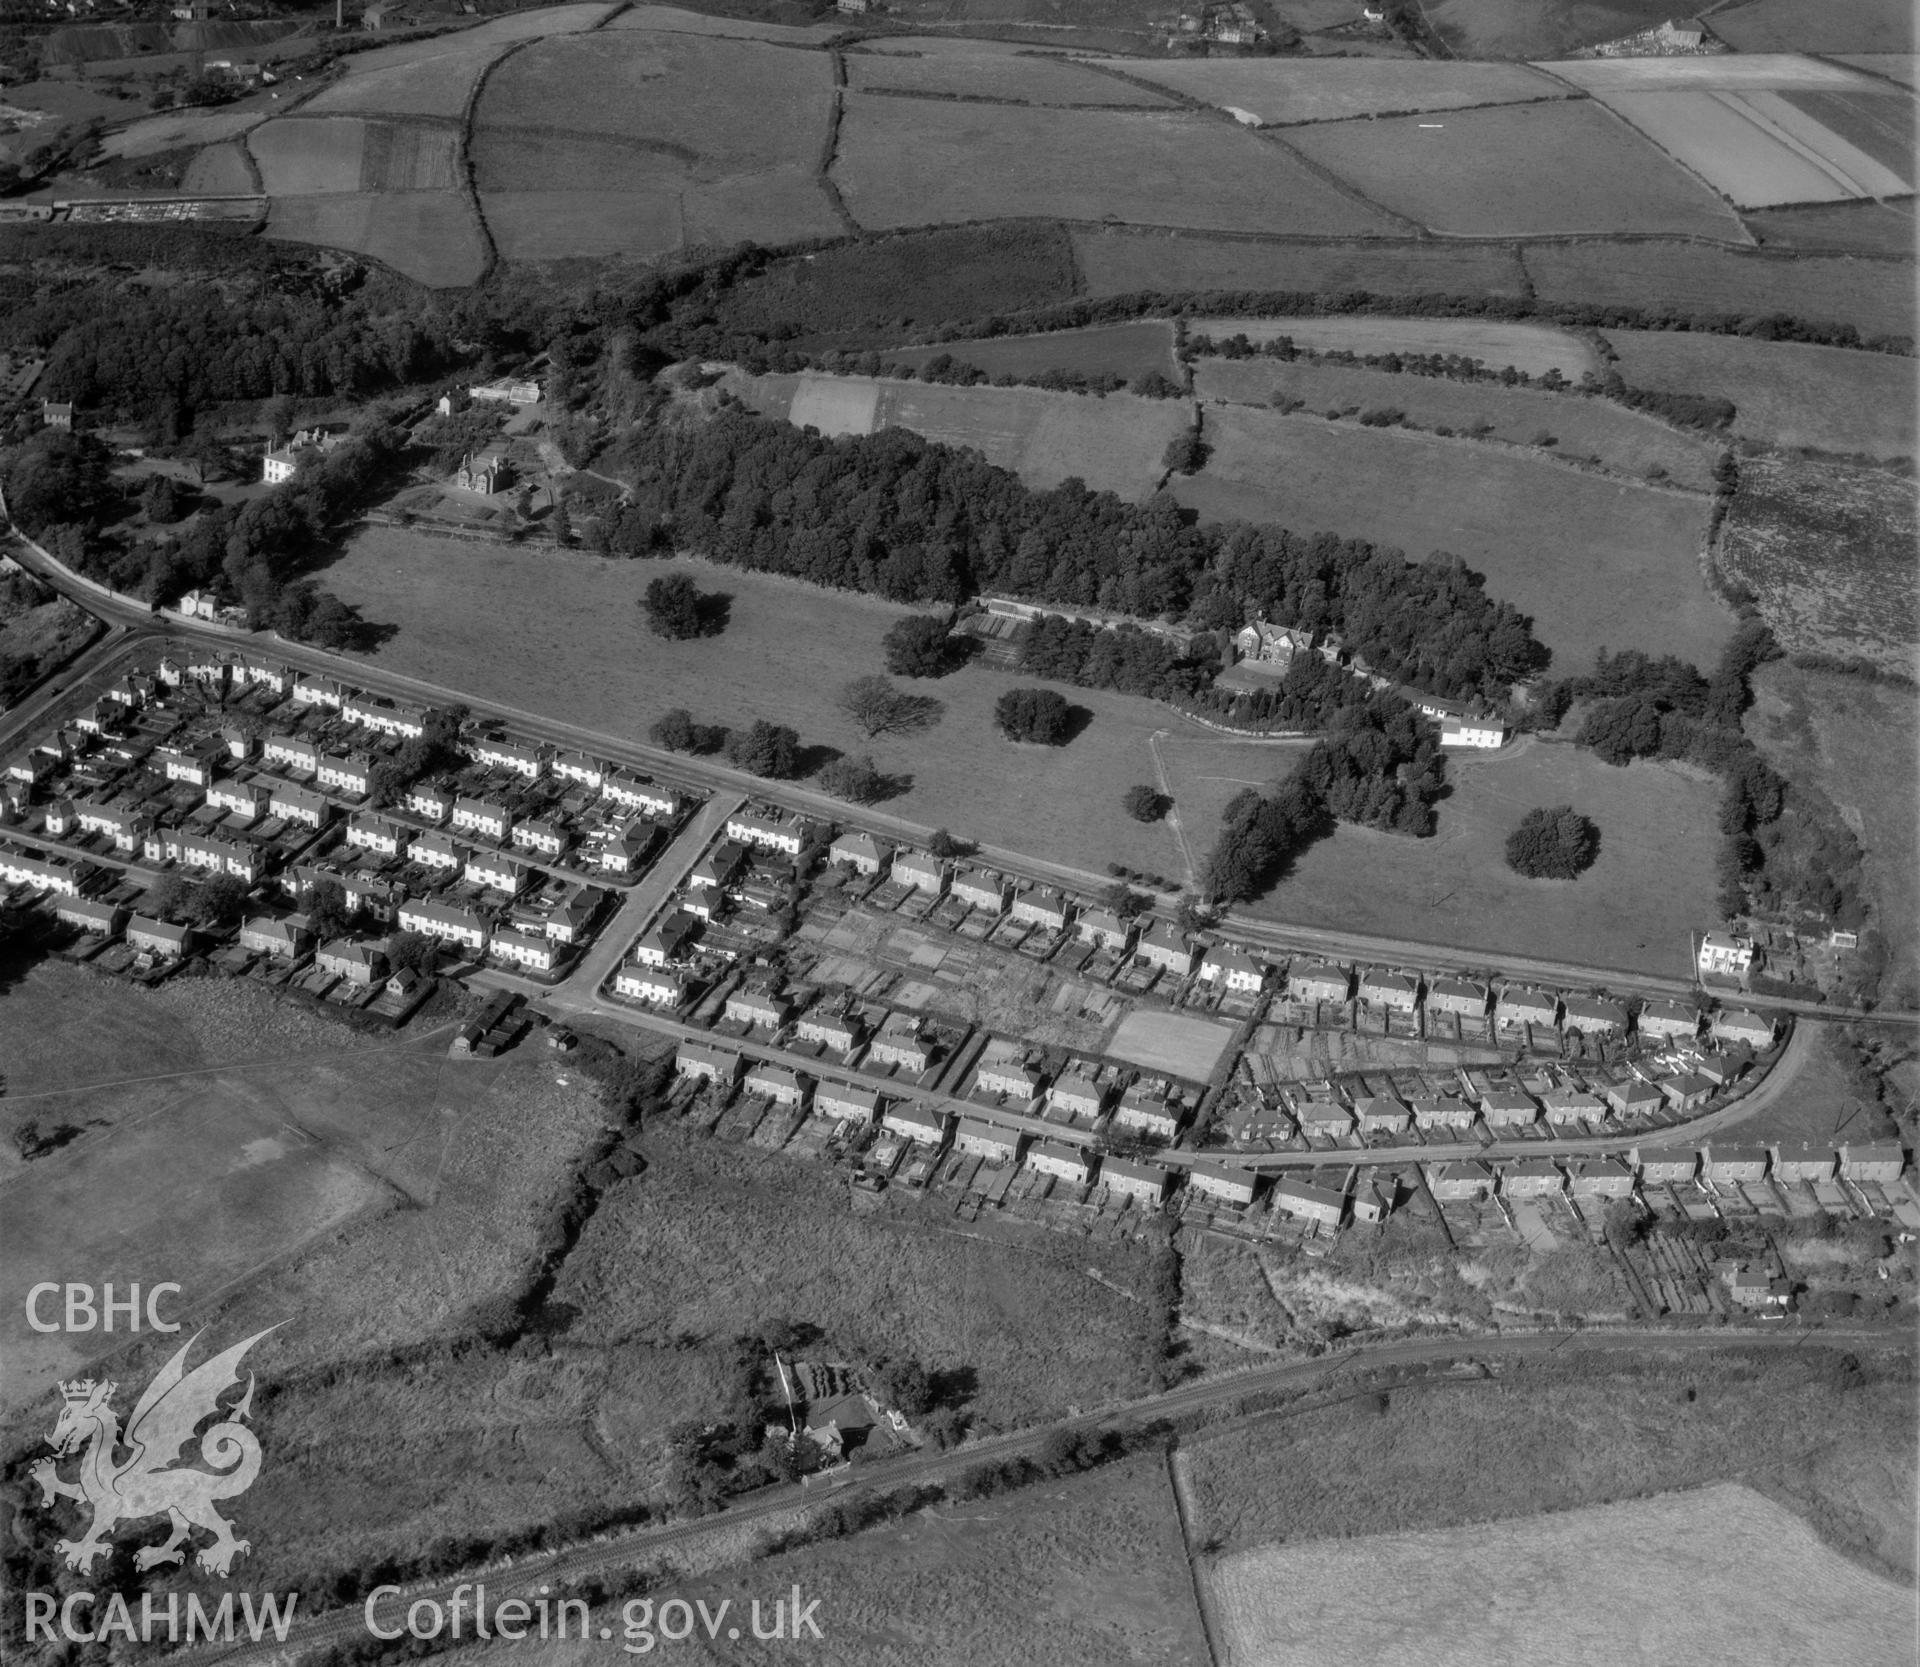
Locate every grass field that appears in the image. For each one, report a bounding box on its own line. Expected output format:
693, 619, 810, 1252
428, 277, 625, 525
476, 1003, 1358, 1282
554, 1131, 1168, 1432
880, 320, 1180, 383
605, 1, 848, 41
832, 95, 1401, 235
1747, 662, 1920, 1005
1194, 355, 1718, 488
335, 2, 614, 74
1073, 230, 1530, 300
1234, 740, 1723, 977
1207, 1483, 1915, 1667
500, 1453, 1209, 1667
481, 186, 682, 262
470, 127, 693, 193
845, 39, 1178, 105
1178, 405, 1725, 676
1743, 197, 1920, 257
265, 189, 488, 286
1184, 1348, 1918, 1580
1287, 100, 1747, 237
475, 32, 833, 171
1185, 314, 1597, 377
99, 103, 265, 160
1837, 54, 1919, 88
248, 116, 368, 194
1090, 56, 1569, 124
180, 139, 255, 194
743, 372, 1194, 500
1717, 455, 1918, 672
1603, 329, 1916, 459
1710, 0, 1914, 53
1106, 1010, 1236, 1080
1521, 241, 1916, 342
301, 40, 505, 118
1596, 89, 1911, 207
318, 535, 1221, 881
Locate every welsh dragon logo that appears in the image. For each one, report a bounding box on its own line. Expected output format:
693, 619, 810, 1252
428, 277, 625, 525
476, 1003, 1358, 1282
31, 1327, 277, 1578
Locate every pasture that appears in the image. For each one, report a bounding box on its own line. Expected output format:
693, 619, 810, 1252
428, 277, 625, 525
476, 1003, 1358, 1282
180, 139, 254, 194
1596, 89, 1911, 207
300, 40, 503, 118
1178, 404, 1726, 676
1743, 197, 1918, 256
881, 320, 1181, 383
1233, 740, 1724, 977
1207, 1485, 1915, 1667
1709, 0, 1914, 53
266, 190, 487, 287
1602, 329, 1916, 458
845, 40, 1177, 105
1287, 100, 1747, 237
1747, 662, 1920, 1006
317, 535, 1206, 880
1073, 230, 1529, 300
1105, 1009, 1237, 1080
474, 31, 833, 171
1185, 314, 1598, 378
832, 95, 1400, 235
1089, 56, 1569, 124
332, 1, 614, 74
98, 103, 263, 160
248, 117, 368, 194
1521, 241, 1917, 342
1839, 54, 1919, 87
644, 1455, 1206, 1667
605, 2, 848, 42
483, 186, 683, 263
1193, 355, 1718, 488
1717, 456, 1918, 673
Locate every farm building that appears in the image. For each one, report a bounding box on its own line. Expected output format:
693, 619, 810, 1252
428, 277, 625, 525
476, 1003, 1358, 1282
725, 989, 788, 1031
1076, 907, 1134, 953
1027, 1142, 1092, 1186
1635, 1147, 1699, 1185
1426, 977, 1489, 1019
490, 929, 558, 975
1136, 923, 1195, 977
1658, 1072, 1715, 1114
976, 1056, 1042, 1103
676, 1041, 742, 1085
396, 899, 488, 953
55, 896, 126, 937
1115, 1085, 1184, 1139
1770, 1144, 1837, 1183
1010, 886, 1070, 930
1567, 1158, 1635, 1199
1428, 1161, 1494, 1202
1501, 1159, 1565, 1198
1047, 1068, 1107, 1121
869, 1012, 934, 1073
1496, 987, 1559, 1030
1712, 1010, 1776, 1050
728, 811, 804, 857
955, 1117, 1022, 1161
1840, 1143, 1906, 1184
1637, 1000, 1702, 1042
1701, 1145, 1768, 1184
1697, 931, 1754, 979
633, 912, 699, 966
816, 1082, 880, 1124
1358, 969, 1419, 1012
317, 940, 387, 986
1604, 1079, 1665, 1120
952, 867, 1010, 914
892, 851, 948, 894
882, 1103, 948, 1145
1198, 944, 1266, 992
1562, 996, 1628, 1037
1411, 1096, 1476, 1132
1355, 1095, 1411, 1134
1101, 1156, 1169, 1204
830, 831, 889, 875
615, 966, 683, 1006
1273, 1177, 1345, 1227
1187, 1161, 1258, 1206
1289, 962, 1350, 1005
1479, 1089, 1539, 1130
745, 1064, 806, 1108
126, 916, 191, 958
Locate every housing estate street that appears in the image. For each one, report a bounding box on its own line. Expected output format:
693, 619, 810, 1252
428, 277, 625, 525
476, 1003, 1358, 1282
174, 1322, 1911, 1667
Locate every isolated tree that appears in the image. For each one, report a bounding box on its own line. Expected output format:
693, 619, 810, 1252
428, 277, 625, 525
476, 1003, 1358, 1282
994, 686, 1074, 745
649, 708, 698, 752
304, 877, 354, 943
724, 719, 800, 779
143, 873, 191, 921
1161, 426, 1208, 475
882, 614, 963, 678
927, 828, 973, 860
641, 574, 707, 640
839, 675, 939, 740
188, 871, 250, 926
817, 753, 892, 804
1504, 805, 1601, 880
1123, 784, 1166, 823
387, 930, 439, 977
